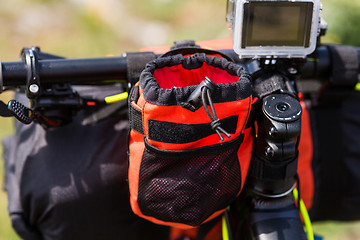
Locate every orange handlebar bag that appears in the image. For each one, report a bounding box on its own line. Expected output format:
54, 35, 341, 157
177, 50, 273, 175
128, 52, 254, 228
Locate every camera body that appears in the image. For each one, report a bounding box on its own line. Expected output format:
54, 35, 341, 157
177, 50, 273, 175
227, 0, 322, 58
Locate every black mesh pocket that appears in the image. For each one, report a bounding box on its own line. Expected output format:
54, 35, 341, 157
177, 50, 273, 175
137, 136, 243, 226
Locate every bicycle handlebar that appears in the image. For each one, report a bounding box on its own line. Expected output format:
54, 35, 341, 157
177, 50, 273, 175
1, 57, 128, 86
1, 46, 359, 87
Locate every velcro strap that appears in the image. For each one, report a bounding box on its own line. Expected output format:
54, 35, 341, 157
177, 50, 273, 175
147, 115, 238, 144
253, 75, 285, 98
129, 104, 143, 134
327, 44, 359, 87
126, 52, 156, 88
251, 155, 298, 180
128, 86, 144, 134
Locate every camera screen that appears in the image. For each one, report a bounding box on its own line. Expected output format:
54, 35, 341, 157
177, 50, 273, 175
242, 2, 313, 48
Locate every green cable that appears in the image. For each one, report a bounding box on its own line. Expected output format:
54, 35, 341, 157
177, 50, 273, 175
293, 188, 314, 240
307, 57, 318, 62
104, 92, 128, 104
355, 83, 360, 91
222, 215, 229, 240
222, 207, 231, 240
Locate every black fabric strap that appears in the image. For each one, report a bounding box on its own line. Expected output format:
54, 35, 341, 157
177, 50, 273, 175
126, 52, 156, 88
129, 104, 143, 134
148, 115, 238, 144
253, 74, 286, 99
245, 100, 259, 129
327, 44, 359, 87
162, 47, 234, 62
128, 86, 144, 134
171, 40, 200, 50
251, 156, 299, 180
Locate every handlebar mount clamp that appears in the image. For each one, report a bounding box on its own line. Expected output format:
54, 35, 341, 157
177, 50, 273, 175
21, 47, 41, 99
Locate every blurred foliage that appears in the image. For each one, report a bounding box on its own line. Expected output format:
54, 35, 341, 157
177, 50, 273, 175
312, 221, 360, 240
321, 0, 360, 46
0, 0, 230, 60
0, 0, 358, 60
0, 1, 359, 240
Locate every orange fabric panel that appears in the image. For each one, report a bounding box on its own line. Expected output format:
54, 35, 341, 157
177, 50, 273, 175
298, 101, 314, 209
133, 208, 226, 230
169, 218, 223, 240
170, 227, 198, 240
204, 219, 223, 240
128, 130, 146, 218
142, 97, 252, 150
197, 38, 233, 50
238, 128, 254, 192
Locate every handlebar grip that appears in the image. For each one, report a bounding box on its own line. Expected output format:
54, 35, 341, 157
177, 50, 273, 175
301, 45, 360, 80
1, 57, 128, 86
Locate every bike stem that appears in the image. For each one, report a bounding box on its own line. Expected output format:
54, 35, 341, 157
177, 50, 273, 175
246, 72, 308, 240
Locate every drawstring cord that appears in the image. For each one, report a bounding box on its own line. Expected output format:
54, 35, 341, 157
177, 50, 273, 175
201, 85, 231, 141
184, 76, 231, 141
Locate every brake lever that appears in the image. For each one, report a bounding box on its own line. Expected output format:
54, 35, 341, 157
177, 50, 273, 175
7, 99, 35, 124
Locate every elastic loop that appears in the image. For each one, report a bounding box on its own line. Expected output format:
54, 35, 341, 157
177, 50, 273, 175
201, 87, 231, 141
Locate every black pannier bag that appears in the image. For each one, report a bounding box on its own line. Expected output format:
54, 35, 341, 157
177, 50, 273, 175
2, 87, 170, 240
309, 88, 360, 221
307, 44, 360, 221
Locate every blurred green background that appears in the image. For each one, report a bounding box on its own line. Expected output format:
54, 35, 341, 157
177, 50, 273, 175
0, 0, 359, 239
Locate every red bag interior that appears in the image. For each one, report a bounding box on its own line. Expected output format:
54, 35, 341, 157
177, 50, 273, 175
153, 63, 239, 89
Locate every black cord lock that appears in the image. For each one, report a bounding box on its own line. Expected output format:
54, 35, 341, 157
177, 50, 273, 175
184, 77, 231, 141
186, 76, 217, 110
